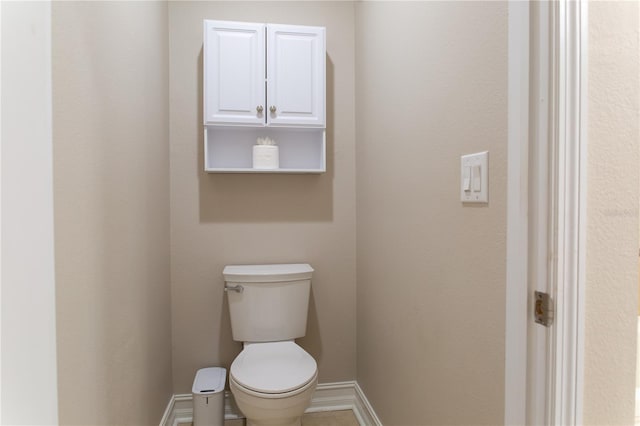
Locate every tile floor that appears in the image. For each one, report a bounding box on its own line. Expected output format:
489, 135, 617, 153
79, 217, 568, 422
298, 410, 360, 426
180, 409, 359, 426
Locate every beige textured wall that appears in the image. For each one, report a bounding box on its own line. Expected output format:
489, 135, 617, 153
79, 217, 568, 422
355, 2, 507, 424
52, 2, 173, 424
584, 2, 640, 424
169, 2, 356, 393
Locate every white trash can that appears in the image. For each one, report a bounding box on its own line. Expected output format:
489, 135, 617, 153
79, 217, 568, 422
192, 367, 226, 426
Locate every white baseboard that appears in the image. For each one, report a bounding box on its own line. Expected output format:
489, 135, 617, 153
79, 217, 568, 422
159, 381, 382, 426
353, 382, 382, 426
635, 387, 640, 425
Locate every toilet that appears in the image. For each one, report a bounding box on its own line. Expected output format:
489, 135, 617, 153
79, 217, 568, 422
223, 264, 317, 426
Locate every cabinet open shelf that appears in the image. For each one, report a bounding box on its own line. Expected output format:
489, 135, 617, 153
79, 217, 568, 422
204, 126, 326, 174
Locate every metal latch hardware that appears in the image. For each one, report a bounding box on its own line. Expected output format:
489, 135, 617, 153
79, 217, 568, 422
534, 291, 554, 327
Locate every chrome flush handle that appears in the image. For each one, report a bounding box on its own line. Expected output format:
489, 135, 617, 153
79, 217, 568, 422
224, 284, 244, 293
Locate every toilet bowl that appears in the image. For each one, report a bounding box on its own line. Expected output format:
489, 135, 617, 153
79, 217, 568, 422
229, 341, 317, 426
223, 264, 317, 426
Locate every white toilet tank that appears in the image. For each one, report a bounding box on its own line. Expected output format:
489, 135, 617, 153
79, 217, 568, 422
223, 264, 313, 343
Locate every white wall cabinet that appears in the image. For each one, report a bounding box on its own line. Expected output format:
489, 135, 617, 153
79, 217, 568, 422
266, 24, 325, 127
203, 20, 326, 173
204, 21, 265, 125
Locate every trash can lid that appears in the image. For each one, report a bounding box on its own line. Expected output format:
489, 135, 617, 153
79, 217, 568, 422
192, 367, 226, 395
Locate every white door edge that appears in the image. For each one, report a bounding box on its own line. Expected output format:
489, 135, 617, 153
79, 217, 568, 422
528, 2, 552, 424
505, 1, 530, 424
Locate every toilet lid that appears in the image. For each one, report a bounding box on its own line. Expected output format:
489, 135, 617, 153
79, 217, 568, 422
230, 342, 317, 394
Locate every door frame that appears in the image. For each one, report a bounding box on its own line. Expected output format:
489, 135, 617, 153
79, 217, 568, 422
505, 1, 588, 424
547, 1, 588, 423
0, 1, 59, 423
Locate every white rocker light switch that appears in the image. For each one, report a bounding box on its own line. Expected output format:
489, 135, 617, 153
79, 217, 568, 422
460, 151, 488, 203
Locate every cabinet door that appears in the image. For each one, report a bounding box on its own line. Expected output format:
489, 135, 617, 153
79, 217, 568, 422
204, 20, 265, 125
266, 24, 325, 127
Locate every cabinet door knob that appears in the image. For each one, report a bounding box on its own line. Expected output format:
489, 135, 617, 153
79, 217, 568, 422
269, 105, 277, 113
256, 105, 263, 113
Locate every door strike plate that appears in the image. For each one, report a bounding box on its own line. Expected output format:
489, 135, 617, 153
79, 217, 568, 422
534, 291, 553, 327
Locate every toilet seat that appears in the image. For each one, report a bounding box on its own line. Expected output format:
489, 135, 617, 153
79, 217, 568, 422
230, 341, 317, 394
230, 371, 317, 401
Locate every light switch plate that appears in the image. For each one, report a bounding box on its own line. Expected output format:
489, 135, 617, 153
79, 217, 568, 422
461, 151, 488, 203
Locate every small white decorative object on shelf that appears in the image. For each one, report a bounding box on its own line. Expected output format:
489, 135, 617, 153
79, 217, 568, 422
253, 137, 279, 169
